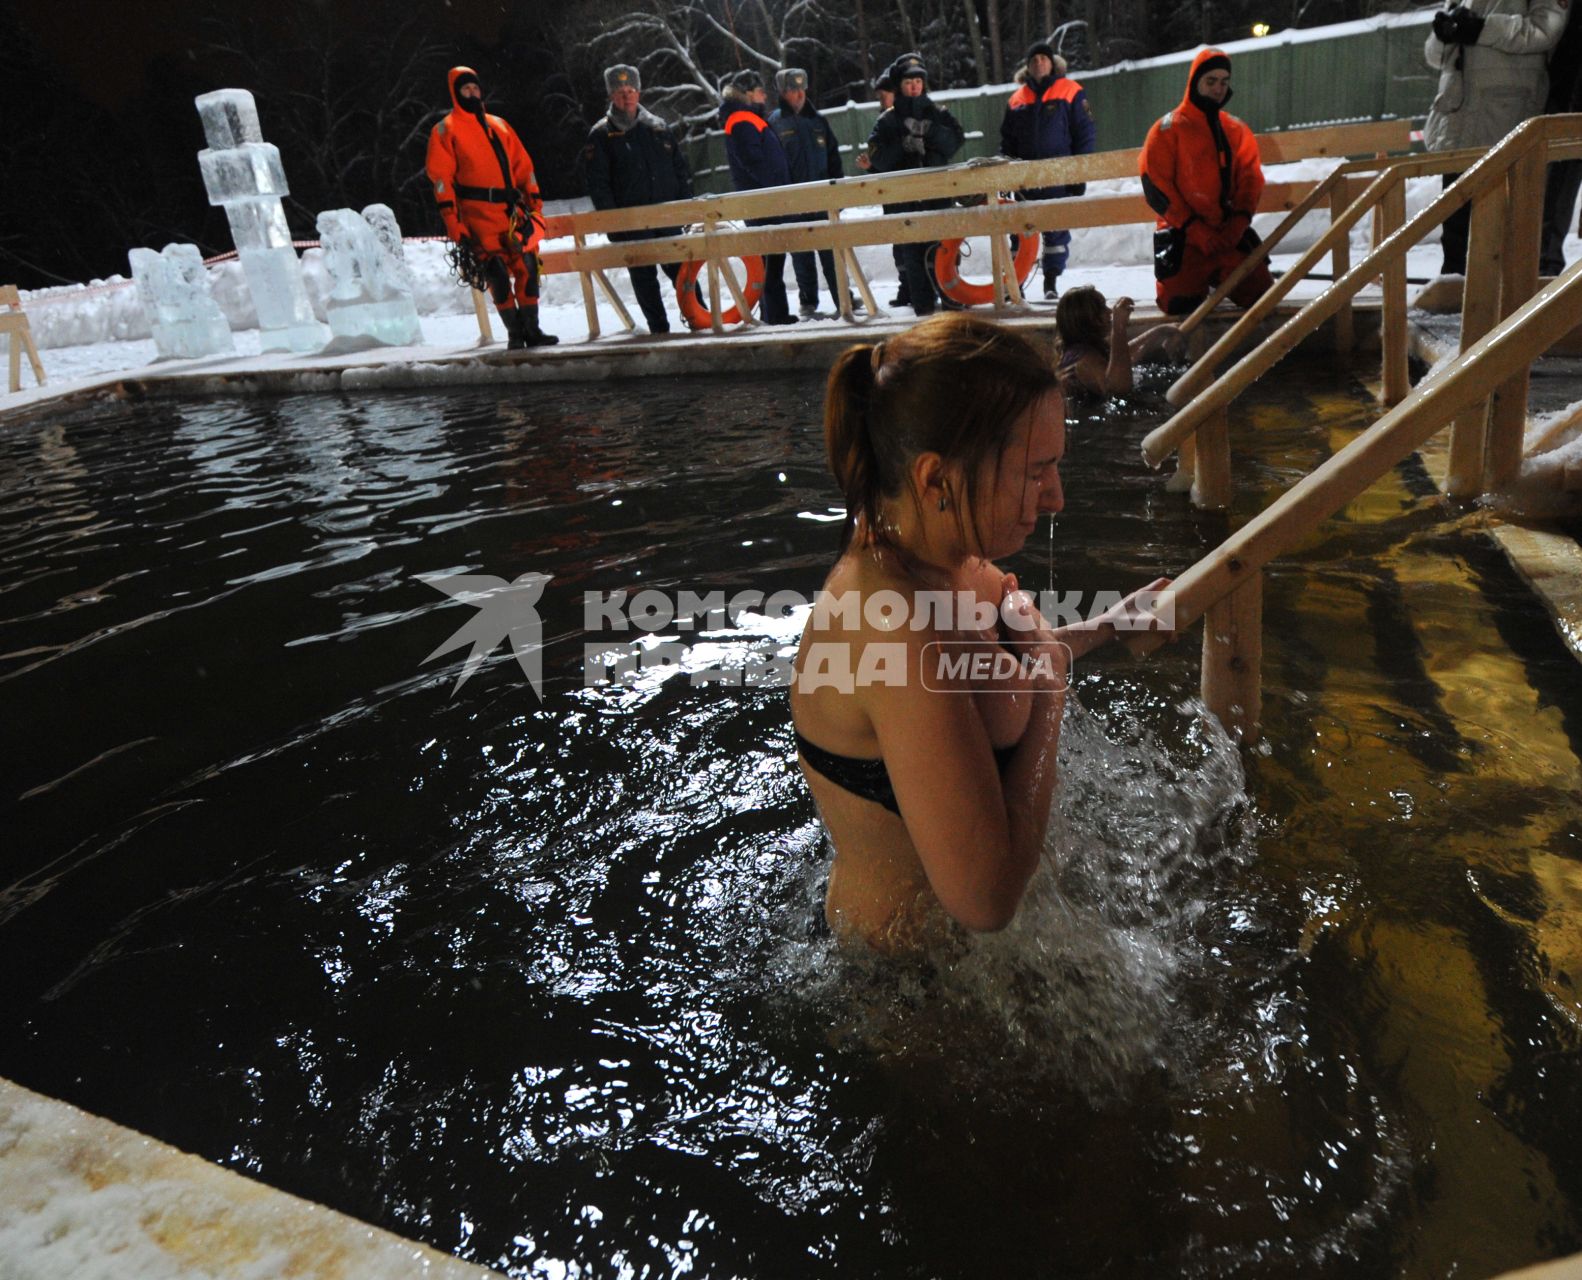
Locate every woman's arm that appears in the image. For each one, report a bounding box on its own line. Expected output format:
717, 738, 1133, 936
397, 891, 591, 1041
863, 622, 1065, 932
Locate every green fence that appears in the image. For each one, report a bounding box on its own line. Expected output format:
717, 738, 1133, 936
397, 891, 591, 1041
684, 11, 1436, 193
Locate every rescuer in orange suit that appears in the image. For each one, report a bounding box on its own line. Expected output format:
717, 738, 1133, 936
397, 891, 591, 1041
426, 66, 558, 348
1139, 48, 1273, 317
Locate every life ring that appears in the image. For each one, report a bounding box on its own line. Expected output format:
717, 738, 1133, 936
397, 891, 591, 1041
934, 210, 1041, 307
676, 256, 766, 330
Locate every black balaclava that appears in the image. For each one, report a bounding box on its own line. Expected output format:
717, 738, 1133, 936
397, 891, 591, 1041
454, 72, 485, 118
1188, 54, 1232, 114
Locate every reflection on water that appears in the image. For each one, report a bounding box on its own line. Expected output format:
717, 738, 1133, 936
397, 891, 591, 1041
0, 369, 1580, 1278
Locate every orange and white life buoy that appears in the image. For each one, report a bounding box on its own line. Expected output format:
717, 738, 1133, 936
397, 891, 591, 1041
933, 208, 1040, 307
676, 256, 767, 330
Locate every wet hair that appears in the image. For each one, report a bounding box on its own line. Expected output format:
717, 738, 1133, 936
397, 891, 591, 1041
824, 313, 1059, 553
1055, 285, 1111, 359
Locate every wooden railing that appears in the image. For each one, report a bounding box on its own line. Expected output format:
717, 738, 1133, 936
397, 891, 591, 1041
0, 285, 46, 394
1121, 115, 1582, 744
1145, 114, 1582, 506
535, 119, 1413, 337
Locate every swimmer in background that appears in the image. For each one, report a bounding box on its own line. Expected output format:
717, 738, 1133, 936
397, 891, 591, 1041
1055, 286, 1183, 398
790, 313, 1168, 952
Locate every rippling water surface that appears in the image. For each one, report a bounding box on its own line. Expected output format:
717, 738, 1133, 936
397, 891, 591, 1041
2, 369, 1580, 1278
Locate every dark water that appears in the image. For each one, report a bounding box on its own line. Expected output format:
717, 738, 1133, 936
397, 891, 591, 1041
1, 369, 1580, 1278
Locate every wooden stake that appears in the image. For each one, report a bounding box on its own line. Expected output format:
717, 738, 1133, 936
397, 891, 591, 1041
1380, 176, 1409, 406
1329, 178, 1355, 353
1447, 184, 1507, 495
1191, 407, 1233, 510
843, 247, 884, 319
471, 288, 494, 344
1487, 145, 1546, 489
574, 233, 599, 341
831, 209, 855, 321
590, 269, 636, 331
1201, 572, 1263, 745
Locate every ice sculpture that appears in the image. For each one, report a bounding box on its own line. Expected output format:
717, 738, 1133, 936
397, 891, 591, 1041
315, 205, 422, 347
128, 243, 235, 360
195, 89, 326, 353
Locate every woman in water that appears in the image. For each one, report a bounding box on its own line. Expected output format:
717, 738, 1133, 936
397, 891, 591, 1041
1055, 285, 1181, 397
790, 314, 1165, 951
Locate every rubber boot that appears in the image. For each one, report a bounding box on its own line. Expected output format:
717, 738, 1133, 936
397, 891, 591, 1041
504, 309, 527, 350
519, 307, 559, 348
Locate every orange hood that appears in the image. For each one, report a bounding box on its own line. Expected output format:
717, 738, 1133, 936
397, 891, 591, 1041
1180, 47, 1232, 114
448, 66, 482, 114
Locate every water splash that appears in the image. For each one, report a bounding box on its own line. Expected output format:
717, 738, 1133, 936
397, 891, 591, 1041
773, 679, 1254, 1108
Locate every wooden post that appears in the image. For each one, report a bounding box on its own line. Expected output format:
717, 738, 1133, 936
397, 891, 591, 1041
1447, 184, 1508, 495
1380, 175, 1409, 405
1329, 179, 1355, 354
704, 212, 725, 335
831, 209, 855, 321
1167, 434, 1198, 494
1486, 144, 1546, 489
471, 288, 494, 344
989, 232, 1011, 310
1201, 572, 1263, 745
574, 233, 599, 341
1191, 407, 1233, 510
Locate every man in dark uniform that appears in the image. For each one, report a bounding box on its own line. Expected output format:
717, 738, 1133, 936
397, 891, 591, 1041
580, 64, 695, 334
857, 66, 910, 308
867, 54, 966, 316
720, 69, 796, 324
769, 68, 852, 316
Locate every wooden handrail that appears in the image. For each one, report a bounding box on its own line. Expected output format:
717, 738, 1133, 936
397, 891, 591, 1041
1127, 256, 1582, 652
539, 182, 1317, 277
1142, 116, 1582, 468
542, 119, 1413, 241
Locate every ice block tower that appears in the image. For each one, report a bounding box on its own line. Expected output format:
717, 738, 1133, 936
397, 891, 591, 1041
128, 243, 235, 360
195, 89, 325, 353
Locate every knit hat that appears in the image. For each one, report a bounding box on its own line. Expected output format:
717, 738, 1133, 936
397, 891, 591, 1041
1193, 52, 1232, 86
891, 54, 927, 83
604, 65, 640, 94
731, 69, 765, 93
1026, 40, 1056, 63
776, 68, 809, 94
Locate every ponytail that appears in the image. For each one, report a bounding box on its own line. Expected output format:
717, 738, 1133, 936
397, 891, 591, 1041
824, 343, 884, 549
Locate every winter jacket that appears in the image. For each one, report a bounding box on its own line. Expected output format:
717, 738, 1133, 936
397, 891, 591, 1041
426, 66, 540, 244
769, 100, 845, 184
867, 93, 966, 213
580, 105, 694, 242
1139, 48, 1264, 242
1424, 0, 1566, 151
1000, 71, 1097, 198
719, 86, 792, 191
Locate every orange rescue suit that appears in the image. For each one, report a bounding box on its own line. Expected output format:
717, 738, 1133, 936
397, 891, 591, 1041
1138, 48, 1272, 315
426, 66, 544, 310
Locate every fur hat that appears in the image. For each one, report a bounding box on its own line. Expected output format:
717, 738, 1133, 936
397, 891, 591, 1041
776, 68, 809, 95
604, 65, 640, 94
731, 69, 765, 93
891, 53, 927, 84
873, 68, 898, 95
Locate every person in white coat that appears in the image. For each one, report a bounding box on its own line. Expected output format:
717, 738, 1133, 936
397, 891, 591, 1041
1424, 0, 1567, 274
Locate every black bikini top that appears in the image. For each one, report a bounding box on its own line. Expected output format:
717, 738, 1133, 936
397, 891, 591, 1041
794, 729, 1017, 816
